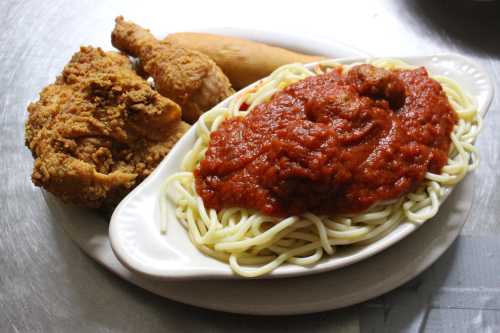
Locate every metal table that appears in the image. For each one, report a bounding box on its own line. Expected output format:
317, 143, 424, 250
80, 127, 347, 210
1, 0, 499, 331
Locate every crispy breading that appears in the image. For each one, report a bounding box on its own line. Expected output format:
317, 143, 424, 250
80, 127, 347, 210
25, 46, 189, 208
111, 17, 234, 123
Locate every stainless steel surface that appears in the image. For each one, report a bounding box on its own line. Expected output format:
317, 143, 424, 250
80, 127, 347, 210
1, 0, 499, 332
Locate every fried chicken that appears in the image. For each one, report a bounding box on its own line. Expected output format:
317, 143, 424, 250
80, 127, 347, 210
25, 46, 189, 208
111, 17, 234, 123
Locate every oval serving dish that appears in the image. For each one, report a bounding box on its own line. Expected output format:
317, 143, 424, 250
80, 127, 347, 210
110, 54, 493, 280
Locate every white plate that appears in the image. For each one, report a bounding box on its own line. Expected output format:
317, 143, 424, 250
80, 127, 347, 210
45, 28, 493, 315
109, 53, 493, 280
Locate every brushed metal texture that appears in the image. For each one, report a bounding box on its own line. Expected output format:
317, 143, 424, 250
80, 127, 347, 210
1, 0, 498, 332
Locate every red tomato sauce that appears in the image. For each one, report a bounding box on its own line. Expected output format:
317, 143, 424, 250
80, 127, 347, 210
195, 65, 457, 217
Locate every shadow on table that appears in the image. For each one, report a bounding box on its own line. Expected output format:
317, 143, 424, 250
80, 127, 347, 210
397, 0, 500, 57
359, 238, 460, 332
79, 260, 360, 332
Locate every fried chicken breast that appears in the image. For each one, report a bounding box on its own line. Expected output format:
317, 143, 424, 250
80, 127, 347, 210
111, 17, 234, 123
25, 46, 189, 208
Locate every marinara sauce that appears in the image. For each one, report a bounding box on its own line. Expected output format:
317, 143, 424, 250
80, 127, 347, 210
195, 65, 457, 217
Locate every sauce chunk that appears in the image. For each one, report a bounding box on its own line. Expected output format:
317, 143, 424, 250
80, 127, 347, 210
195, 65, 457, 217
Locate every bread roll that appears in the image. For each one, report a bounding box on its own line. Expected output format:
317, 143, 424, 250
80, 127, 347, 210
164, 32, 324, 89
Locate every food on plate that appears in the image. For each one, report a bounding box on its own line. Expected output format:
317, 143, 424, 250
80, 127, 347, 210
163, 59, 481, 277
25, 46, 189, 209
112, 17, 234, 124
165, 32, 325, 90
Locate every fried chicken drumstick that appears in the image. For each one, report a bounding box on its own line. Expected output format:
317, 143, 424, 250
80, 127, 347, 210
111, 16, 234, 123
25, 46, 189, 208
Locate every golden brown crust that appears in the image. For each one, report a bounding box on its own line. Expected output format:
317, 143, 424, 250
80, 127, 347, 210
25, 46, 189, 208
111, 17, 233, 123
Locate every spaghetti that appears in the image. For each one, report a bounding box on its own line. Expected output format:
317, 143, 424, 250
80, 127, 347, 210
161, 59, 481, 277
